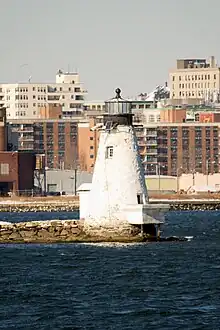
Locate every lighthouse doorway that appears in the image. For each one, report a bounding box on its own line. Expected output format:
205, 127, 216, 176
137, 194, 143, 204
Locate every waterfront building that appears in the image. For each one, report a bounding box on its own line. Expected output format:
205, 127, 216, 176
0, 108, 35, 195
169, 56, 220, 104
0, 70, 87, 119
137, 123, 219, 177
7, 118, 79, 170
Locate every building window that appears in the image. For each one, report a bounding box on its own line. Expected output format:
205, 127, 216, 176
0, 163, 9, 175
90, 155, 94, 159
149, 115, 155, 122
172, 76, 175, 81
214, 74, 216, 80
106, 146, 113, 159
90, 137, 93, 140
90, 146, 94, 149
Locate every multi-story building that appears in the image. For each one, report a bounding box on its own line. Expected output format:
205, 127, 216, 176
78, 117, 101, 173
84, 101, 105, 112
169, 56, 220, 104
8, 119, 80, 170
0, 70, 87, 119
7, 115, 101, 172
136, 123, 220, 176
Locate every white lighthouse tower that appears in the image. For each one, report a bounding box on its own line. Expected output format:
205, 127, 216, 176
82, 88, 169, 239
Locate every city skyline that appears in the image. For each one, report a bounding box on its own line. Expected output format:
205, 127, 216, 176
1, 0, 220, 100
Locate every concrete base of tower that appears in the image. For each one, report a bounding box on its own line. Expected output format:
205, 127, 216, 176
82, 203, 170, 241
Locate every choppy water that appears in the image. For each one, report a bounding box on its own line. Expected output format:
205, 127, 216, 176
0, 211, 220, 329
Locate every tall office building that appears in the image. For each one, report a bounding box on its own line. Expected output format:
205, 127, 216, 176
169, 56, 220, 104
0, 70, 87, 119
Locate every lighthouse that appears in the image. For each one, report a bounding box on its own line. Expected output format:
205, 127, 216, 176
81, 88, 169, 239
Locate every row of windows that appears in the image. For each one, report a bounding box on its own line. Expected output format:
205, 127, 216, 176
131, 104, 151, 109
85, 105, 105, 110
4, 86, 82, 93
14, 103, 49, 108
178, 91, 206, 97
172, 74, 215, 82
15, 95, 29, 100
177, 82, 215, 89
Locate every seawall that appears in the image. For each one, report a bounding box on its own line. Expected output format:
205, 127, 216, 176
1, 199, 220, 212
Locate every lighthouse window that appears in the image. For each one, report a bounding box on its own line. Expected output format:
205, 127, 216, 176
137, 194, 143, 204
106, 146, 114, 159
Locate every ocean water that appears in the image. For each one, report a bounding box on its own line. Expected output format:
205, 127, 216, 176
0, 211, 220, 329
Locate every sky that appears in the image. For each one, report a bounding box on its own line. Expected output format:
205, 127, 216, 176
1, 0, 220, 100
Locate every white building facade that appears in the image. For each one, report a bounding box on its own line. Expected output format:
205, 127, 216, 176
0, 70, 87, 119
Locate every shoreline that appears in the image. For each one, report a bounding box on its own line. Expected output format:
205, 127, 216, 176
1, 196, 220, 212
0, 219, 188, 244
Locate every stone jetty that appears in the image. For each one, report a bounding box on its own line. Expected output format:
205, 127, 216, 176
0, 199, 79, 213
1, 197, 220, 213
154, 199, 220, 211
0, 220, 82, 243
0, 220, 189, 243
0, 220, 149, 243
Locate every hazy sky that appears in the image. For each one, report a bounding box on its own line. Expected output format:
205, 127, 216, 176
1, 0, 220, 100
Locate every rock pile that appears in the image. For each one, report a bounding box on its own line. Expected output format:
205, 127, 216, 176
0, 202, 79, 213
0, 220, 82, 243
170, 202, 220, 211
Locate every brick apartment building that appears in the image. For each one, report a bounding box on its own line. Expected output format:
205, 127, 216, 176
7, 104, 101, 172
0, 151, 35, 193
5, 103, 220, 177
0, 107, 35, 195
136, 123, 219, 176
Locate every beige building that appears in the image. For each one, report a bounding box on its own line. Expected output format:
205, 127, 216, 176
169, 56, 220, 104
0, 70, 87, 119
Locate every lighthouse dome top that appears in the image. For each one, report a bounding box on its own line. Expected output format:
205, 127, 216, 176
105, 88, 131, 115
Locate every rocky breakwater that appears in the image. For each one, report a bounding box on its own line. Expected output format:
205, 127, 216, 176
0, 220, 154, 243
0, 220, 189, 244
0, 200, 79, 213
0, 220, 84, 243
169, 200, 220, 211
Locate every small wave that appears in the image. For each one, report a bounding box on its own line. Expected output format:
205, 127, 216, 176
184, 236, 194, 241
81, 242, 142, 248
